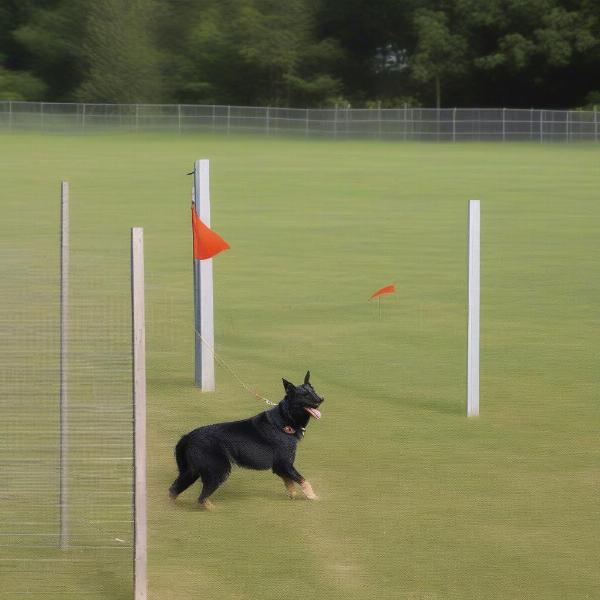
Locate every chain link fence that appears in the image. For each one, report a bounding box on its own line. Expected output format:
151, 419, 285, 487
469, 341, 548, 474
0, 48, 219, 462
0, 101, 598, 141
0, 185, 135, 599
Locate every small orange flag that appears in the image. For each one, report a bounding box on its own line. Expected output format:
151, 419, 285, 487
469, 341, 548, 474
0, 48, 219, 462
368, 284, 396, 301
191, 206, 230, 260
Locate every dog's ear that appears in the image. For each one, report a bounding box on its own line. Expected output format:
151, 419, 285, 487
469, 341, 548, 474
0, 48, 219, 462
304, 371, 310, 385
282, 378, 295, 395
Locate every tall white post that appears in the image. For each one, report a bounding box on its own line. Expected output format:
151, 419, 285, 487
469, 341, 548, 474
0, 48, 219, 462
193, 159, 215, 391
59, 181, 69, 549
333, 104, 338, 139
467, 200, 480, 417
452, 108, 456, 142
131, 228, 147, 600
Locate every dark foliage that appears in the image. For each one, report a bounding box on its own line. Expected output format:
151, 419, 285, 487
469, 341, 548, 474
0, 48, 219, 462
0, 0, 598, 107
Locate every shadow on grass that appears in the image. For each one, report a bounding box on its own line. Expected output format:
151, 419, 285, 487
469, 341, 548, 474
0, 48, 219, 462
413, 397, 466, 417
169, 485, 308, 512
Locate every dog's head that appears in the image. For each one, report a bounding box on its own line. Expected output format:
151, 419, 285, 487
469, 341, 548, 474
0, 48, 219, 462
281, 371, 324, 427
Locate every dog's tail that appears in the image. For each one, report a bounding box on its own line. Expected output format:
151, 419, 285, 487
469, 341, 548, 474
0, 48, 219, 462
174, 434, 190, 474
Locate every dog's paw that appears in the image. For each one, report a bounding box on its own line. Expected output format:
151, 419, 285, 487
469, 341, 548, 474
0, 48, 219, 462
168, 488, 178, 501
199, 499, 216, 511
300, 480, 318, 500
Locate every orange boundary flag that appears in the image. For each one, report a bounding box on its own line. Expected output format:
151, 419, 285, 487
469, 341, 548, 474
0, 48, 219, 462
191, 206, 230, 260
368, 284, 396, 301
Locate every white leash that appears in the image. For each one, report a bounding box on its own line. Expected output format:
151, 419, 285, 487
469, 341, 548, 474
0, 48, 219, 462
194, 329, 277, 406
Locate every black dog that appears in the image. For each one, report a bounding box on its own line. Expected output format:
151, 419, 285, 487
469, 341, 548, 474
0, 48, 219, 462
169, 371, 324, 509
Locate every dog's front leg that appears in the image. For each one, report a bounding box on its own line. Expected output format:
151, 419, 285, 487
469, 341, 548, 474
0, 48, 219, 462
274, 463, 318, 500
279, 476, 297, 499
298, 478, 318, 500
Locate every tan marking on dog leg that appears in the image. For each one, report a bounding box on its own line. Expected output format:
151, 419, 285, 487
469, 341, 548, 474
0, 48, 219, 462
168, 488, 178, 501
199, 499, 215, 511
300, 480, 318, 500
281, 476, 297, 499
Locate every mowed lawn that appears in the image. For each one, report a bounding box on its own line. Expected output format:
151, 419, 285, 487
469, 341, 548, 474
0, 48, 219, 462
0, 132, 598, 599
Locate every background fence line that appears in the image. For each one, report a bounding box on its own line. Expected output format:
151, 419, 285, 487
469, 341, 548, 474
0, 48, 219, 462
0, 100, 598, 142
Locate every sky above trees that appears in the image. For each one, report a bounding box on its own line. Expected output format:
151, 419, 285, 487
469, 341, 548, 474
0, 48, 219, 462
0, 0, 598, 108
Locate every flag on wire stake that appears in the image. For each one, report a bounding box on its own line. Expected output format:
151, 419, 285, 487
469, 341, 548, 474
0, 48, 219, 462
369, 284, 396, 301
368, 284, 396, 319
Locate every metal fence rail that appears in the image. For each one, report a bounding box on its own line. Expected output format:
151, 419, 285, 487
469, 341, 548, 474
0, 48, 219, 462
0, 101, 598, 141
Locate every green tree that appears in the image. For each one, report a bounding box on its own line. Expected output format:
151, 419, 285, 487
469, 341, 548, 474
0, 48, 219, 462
0, 66, 45, 100
76, 0, 166, 103
11, 0, 88, 101
315, 0, 416, 105
176, 0, 342, 106
411, 9, 468, 108
468, 0, 600, 106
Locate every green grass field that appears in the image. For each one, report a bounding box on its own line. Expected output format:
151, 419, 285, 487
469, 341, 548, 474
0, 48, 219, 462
1, 132, 599, 599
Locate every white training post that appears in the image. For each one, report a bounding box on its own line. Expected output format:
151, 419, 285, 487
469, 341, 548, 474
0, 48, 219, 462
193, 159, 215, 391
467, 200, 480, 417
59, 181, 69, 550
131, 228, 147, 600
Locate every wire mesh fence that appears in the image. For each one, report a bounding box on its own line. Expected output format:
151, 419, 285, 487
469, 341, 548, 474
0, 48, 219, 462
0, 101, 598, 141
0, 187, 134, 599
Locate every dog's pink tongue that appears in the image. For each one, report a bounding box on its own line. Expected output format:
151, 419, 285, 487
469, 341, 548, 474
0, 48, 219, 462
305, 407, 321, 419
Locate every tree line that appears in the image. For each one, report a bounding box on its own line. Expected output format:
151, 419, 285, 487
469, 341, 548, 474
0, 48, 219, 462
0, 0, 598, 109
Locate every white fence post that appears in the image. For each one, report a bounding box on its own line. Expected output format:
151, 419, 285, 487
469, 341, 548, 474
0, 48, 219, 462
333, 103, 338, 139
59, 181, 70, 549
266, 106, 270, 136
192, 159, 215, 391
529, 108, 533, 140
131, 227, 147, 600
452, 108, 456, 142
467, 200, 480, 417
178, 104, 182, 133
502, 108, 506, 141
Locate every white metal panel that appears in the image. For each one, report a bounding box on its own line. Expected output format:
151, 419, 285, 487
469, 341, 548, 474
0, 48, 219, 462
193, 159, 215, 391
467, 200, 480, 417
131, 227, 147, 600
